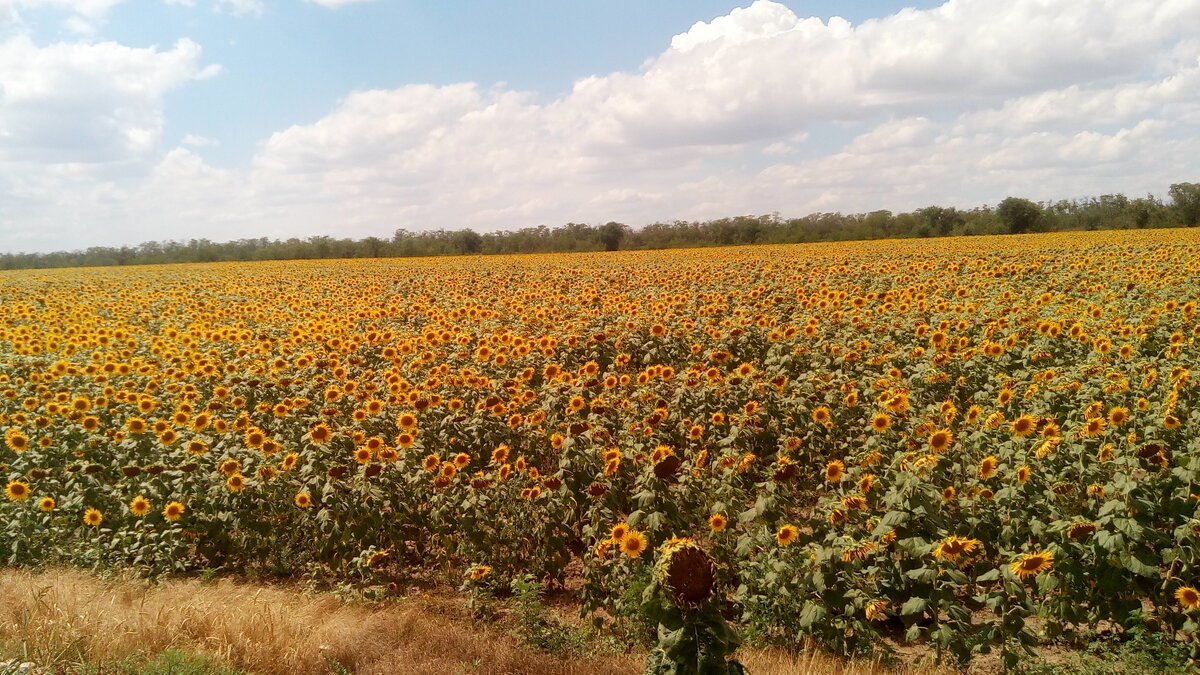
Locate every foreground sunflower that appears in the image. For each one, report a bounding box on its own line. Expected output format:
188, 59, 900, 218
776, 524, 799, 546
1010, 551, 1054, 579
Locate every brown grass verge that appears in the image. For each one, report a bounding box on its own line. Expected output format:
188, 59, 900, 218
0, 568, 946, 675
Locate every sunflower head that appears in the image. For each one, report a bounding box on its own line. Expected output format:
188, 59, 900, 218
129, 495, 151, 516
1010, 551, 1054, 579
4, 480, 31, 502
1176, 585, 1200, 611
83, 507, 103, 527
652, 539, 715, 607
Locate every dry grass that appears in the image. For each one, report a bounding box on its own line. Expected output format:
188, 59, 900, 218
0, 569, 945, 674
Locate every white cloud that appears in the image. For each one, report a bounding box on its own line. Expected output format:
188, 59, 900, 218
214, 0, 261, 17
181, 133, 219, 148
0, 36, 213, 163
4, 0, 1200, 253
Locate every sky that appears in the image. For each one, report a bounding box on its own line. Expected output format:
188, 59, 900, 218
1, 1, 1198, 254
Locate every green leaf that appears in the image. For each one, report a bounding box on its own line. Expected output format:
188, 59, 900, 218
798, 602, 826, 628
901, 597, 927, 617
976, 568, 1001, 582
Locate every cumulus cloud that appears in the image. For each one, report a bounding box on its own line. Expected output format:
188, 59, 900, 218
5, 0, 1200, 252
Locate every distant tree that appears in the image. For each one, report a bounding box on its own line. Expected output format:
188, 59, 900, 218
916, 205, 965, 237
598, 221, 628, 251
1168, 182, 1200, 226
452, 229, 483, 254
996, 197, 1043, 234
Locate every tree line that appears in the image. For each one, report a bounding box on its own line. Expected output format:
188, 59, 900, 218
3, 183, 1198, 270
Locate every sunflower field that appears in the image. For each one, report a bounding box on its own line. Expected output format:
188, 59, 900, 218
2, 229, 1198, 666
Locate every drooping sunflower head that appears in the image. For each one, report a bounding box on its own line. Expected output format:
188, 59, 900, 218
653, 539, 715, 607
933, 535, 980, 561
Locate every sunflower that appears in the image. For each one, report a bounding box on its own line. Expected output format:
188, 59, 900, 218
226, 474, 246, 492
864, 600, 888, 621
841, 539, 876, 562
4, 480, 31, 502
1016, 465, 1032, 484
294, 492, 312, 508
610, 523, 629, 541
243, 427, 266, 449
978, 455, 997, 480
708, 513, 727, 532
776, 524, 799, 546
1010, 551, 1054, 579
858, 473, 875, 493
824, 459, 845, 482
162, 501, 185, 520
1010, 415, 1036, 437
396, 412, 418, 430
38, 496, 55, 512
1164, 415, 1182, 430
812, 406, 831, 423
308, 422, 332, 444
1082, 417, 1106, 437
83, 507, 103, 527
840, 492, 868, 506
928, 429, 953, 453
620, 530, 648, 557
129, 495, 151, 516
281, 452, 299, 471
1066, 521, 1097, 540
870, 413, 891, 432
1107, 407, 1129, 427
932, 535, 980, 562
1176, 586, 1200, 610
